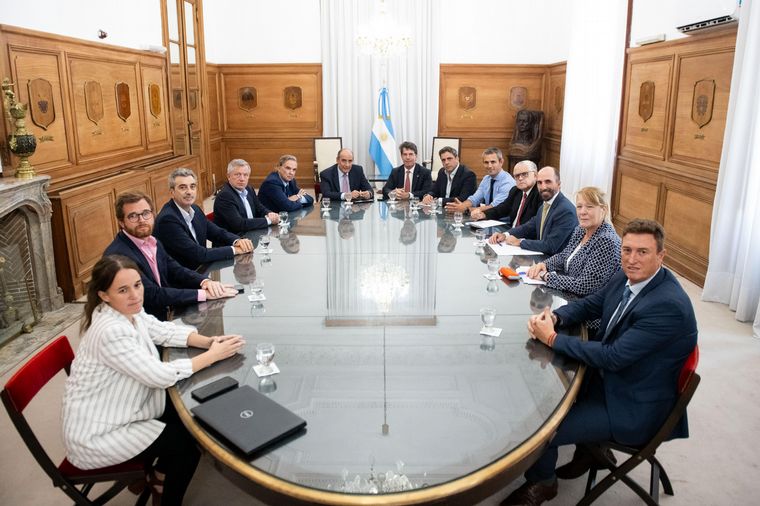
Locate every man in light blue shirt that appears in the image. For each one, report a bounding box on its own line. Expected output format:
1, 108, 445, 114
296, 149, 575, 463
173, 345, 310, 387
445, 147, 515, 214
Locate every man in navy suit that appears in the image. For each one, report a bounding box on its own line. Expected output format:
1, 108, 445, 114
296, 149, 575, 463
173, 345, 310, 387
214, 159, 281, 233
104, 191, 238, 320
489, 166, 577, 255
319, 148, 374, 201
154, 168, 254, 270
501, 219, 698, 505
381, 141, 432, 200
257, 154, 315, 212
421, 146, 477, 206
470, 160, 541, 227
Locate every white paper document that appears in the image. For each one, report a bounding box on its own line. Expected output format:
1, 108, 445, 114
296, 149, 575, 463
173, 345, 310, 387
468, 220, 506, 229
515, 265, 547, 285
488, 241, 544, 256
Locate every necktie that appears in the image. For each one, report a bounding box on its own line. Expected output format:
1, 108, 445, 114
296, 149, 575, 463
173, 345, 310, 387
539, 202, 550, 240
340, 173, 350, 194
607, 286, 633, 331
514, 192, 528, 226
240, 191, 253, 219
488, 178, 496, 205
446, 173, 453, 198
404, 170, 411, 192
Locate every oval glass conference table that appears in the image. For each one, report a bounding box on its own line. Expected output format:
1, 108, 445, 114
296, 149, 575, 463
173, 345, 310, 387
167, 200, 585, 505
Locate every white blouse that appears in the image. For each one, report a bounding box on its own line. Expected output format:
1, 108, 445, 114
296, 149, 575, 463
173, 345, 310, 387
62, 304, 195, 469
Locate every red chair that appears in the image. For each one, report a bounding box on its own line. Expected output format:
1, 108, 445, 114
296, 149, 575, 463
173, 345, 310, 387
205, 211, 214, 222
578, 345, 701, 505
1, 335, 150, 505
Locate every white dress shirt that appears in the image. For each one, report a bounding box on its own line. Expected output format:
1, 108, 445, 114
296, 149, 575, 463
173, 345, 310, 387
62, 304, 195, 469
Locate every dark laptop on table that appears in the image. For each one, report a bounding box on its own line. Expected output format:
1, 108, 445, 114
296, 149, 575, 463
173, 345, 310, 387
191, 385, 306, 456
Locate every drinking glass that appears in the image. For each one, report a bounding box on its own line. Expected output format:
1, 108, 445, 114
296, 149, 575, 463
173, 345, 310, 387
453, 211, 464, 227
278, 211, 289, 226
259, 234, 271, 253
480, 306, 496, 329
410, 196, 419, 210
474, 229, 486, 247
321, 197, 331, 211
487, 258, 500, 279
486, 279, 500, 293
250, 279, 264, 296
256, 343, 275, 373
429, 199, 438, 213
388, 190, 397, 203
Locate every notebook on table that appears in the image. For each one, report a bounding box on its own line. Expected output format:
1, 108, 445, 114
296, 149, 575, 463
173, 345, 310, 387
191, 385, 306, 456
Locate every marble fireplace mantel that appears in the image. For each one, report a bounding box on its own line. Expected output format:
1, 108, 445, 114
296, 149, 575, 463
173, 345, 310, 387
0, 175, 64, 313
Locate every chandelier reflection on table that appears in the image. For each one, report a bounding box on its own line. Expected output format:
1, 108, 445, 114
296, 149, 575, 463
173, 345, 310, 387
360, 259, 409, 313
355, 0, 412, 58
338, 459, 422, 494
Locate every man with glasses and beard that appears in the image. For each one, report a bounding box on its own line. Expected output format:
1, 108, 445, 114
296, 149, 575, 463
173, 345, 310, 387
104, 191, 237, 320
470, 160, 541, 227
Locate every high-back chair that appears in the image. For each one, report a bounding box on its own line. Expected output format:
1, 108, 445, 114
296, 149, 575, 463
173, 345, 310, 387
578, 345, 701, 506
313, 137, 343, 200
425, 137, 461, 181
1, 335, 149, 505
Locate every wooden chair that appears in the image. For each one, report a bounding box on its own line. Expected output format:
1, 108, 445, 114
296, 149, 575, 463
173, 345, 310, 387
313, 137, 342, 200
425, 137, 461, 181
1, 335, 150, 505
578, 345, 701, 506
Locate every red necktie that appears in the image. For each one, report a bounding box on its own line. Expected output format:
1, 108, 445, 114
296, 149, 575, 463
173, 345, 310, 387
514, 192, 528, 226
404, 170, 411, 192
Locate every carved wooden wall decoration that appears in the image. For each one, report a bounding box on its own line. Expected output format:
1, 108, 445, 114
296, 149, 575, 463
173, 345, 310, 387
458, 86, 476, 110
284, 86, 302, 110
509, 86, 528, 110
84, 80, 103, 124
114, 81, 131, 121
148, 83, 161, 118
238, 86, 257, 111
28, 78, 55, 129
613, 27, 736, 285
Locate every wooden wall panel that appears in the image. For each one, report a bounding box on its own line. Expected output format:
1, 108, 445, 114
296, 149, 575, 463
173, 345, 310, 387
141, 64, 170, 147
438, 63, 564, 179
209, 138, 224, 190
543, 138, 562, 172
219, 64, 321, 135
612, 27, 736, 286
670, 49, 734, 170
223, 138, 315, 187
621, 57, 672, 159
206, 66, 221, 136
8, 48, 72, 169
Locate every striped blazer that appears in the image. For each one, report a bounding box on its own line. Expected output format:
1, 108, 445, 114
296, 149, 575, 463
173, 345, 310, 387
62, 304, 194, 469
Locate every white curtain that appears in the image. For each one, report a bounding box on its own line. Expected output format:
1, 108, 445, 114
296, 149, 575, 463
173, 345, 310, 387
558, 0, 628, 197
320, 0, 440, 177
702, 0, 760, 337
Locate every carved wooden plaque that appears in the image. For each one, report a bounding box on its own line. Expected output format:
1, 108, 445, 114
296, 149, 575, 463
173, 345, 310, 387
639, 81, 655, 122
510, 86, 528, 110
284, 86, 302, 110
239, 87, 257, 111
115, 81, 131, 121
458, 86, 476, 110
84, 80, 104, 125
692, 79, 715, 128
28, 78, 55, 130
173, 89, 183, 109
189, 89, 198, 110
148, 83, 161, 118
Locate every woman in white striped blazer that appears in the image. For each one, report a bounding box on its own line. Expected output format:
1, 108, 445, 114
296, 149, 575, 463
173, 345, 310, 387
62, 255, 244, 505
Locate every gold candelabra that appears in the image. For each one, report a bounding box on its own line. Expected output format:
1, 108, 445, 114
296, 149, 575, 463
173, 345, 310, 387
2, 78, 37, 179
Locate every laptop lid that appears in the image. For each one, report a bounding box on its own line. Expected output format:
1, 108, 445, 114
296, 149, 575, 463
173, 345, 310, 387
191, 385, 306, 456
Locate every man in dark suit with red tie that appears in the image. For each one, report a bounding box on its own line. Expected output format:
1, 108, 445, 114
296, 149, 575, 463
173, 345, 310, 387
213, 159, 281, 233
381, 141, 433, 200
421, 146, 477, 206
319, 148, 374, 201
470, 160, 541, 227
154, 168, 254, 270
501, 219, 698, 505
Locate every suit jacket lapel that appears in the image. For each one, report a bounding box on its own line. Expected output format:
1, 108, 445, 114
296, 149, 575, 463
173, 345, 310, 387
117, 232, 159, 285
601, 269, 667, 342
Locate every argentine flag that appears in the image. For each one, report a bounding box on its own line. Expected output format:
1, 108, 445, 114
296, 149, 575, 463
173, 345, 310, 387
369, 87, 398, 178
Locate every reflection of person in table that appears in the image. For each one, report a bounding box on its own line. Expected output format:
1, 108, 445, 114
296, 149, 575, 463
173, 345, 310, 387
437, 228, 457, 253
399, 219, 418, 245
62, 255, 244, 506
279, 231, 301, 253
233, 253, 256, 284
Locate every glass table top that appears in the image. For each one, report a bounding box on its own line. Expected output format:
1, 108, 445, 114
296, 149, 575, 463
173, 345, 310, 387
167, 200, 581, 498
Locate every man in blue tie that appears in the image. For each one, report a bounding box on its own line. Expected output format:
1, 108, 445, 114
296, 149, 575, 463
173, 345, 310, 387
258, 154, 315, 212
445, 147, 515, 214
501, 219, 698, 506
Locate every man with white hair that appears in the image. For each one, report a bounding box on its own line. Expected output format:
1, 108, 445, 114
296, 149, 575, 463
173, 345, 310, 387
214, 158, 280, 233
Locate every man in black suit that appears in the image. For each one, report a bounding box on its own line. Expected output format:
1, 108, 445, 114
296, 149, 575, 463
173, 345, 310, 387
213, 159, 281, 233
257, 154, 315, 212
154, 168, 254, 270
421, 146, 477, 206
381, 141, 433, 200
319, 148, 374, 201
104, 191, 237, 320
489, 166, 578, 255
470, 160, 540, 227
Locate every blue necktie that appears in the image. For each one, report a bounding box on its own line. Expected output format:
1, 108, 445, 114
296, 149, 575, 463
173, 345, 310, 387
607, 286, 633, 330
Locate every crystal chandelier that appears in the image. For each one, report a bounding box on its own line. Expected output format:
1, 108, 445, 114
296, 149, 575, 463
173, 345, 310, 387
360, 259, 409, 313
355, 0, 412, 58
